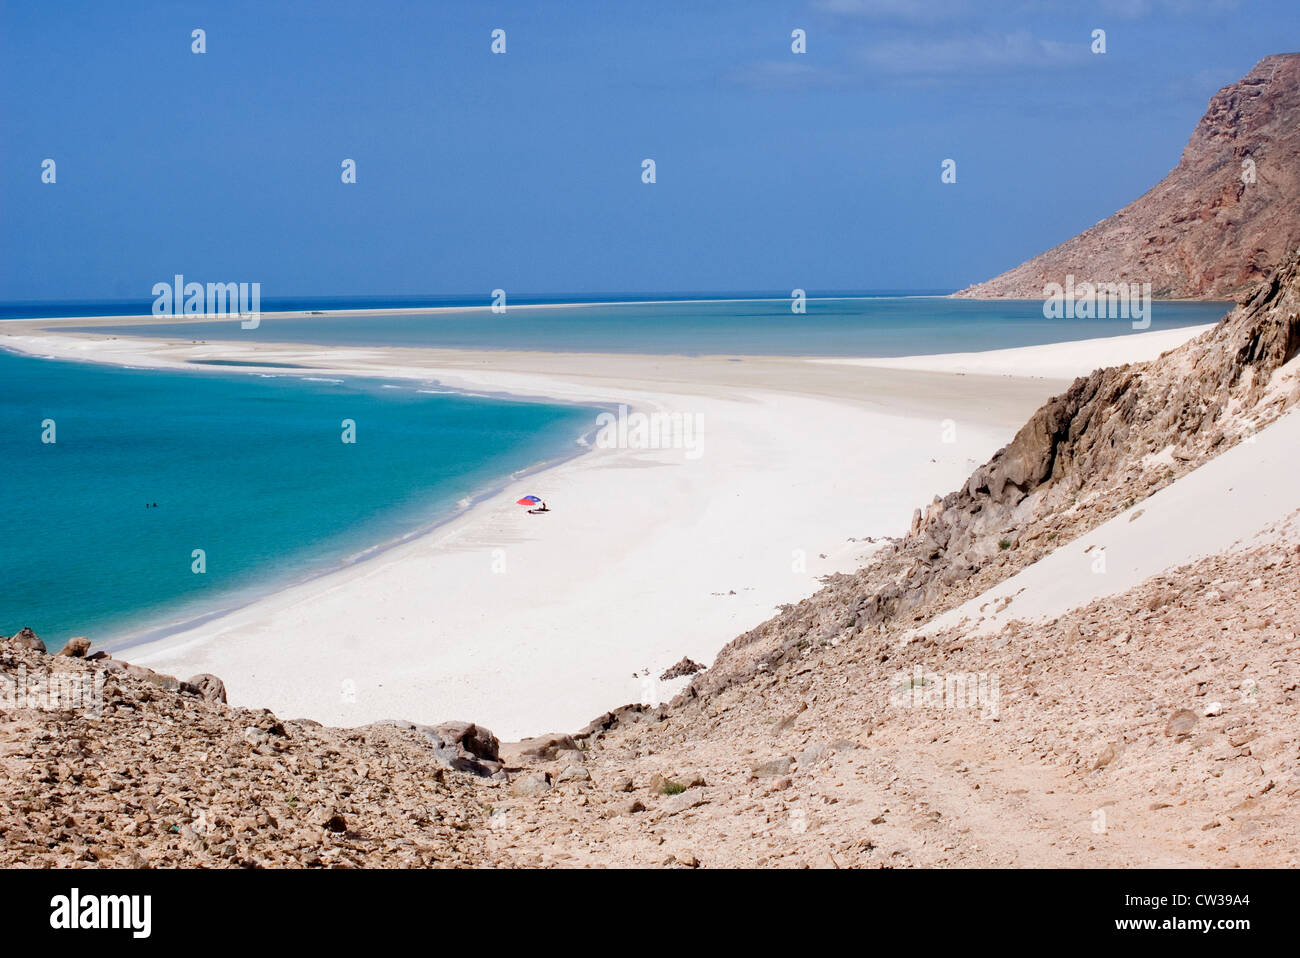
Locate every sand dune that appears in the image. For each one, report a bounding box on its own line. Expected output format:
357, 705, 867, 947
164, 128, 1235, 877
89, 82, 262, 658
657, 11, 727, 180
920, 401, 1300, 639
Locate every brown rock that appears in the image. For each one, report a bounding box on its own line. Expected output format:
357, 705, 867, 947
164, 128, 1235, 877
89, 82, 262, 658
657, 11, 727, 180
659, 657, 704, 681
4, 627, 46, 653
56, 636, 91, 658
123, 663, 181, 691
1165, 709, 1199, 738
428, 721, 500, 765
517, 732, 579, 763
510, 772, 552, 797
182, 673, 228, 704
380, 720, 503, 778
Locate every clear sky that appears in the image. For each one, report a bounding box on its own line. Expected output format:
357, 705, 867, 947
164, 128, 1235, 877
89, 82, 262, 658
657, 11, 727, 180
2, 0, 1296, 301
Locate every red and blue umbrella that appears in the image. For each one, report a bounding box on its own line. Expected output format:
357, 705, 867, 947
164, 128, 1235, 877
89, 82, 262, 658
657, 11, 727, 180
516, 495, 542, 506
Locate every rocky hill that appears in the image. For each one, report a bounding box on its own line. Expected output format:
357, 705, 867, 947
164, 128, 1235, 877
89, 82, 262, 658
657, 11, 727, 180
956, 53, 1300, 301
0, 633, 494, 867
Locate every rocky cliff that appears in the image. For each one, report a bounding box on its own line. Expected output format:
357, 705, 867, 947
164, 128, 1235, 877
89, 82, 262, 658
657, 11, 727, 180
956, 53, 1300, 301
697, 247, 1300, 699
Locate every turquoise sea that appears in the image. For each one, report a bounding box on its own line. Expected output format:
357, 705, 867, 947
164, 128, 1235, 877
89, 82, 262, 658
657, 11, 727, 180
1, 294, 1232, 648
0, 347, 595, 647
59, 296, 1232, 356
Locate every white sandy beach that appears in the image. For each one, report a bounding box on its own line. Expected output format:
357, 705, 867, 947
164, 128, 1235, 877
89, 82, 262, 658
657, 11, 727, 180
810, 324, 1217, 379
0, 320, 1213, 739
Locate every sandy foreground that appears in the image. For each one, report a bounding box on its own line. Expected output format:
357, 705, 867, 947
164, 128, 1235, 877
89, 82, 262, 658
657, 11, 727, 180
0, 321, 1210, 739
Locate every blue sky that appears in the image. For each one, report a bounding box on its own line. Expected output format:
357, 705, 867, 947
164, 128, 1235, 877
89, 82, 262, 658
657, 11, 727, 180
1, 0, 1296, 301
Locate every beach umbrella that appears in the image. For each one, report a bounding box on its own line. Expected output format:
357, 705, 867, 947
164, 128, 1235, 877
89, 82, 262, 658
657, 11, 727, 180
516, 495, 542, 506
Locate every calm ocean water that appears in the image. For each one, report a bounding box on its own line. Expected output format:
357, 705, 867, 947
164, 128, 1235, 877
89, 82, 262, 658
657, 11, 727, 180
22, 295, 1232, 356
0, 348, 595, 647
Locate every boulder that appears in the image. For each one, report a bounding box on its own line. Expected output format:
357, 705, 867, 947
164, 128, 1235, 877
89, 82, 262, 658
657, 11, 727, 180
182, 673, 228, 704
664, 790, 709, 816
1165, 709, 1199, 738
510, 772, 552, 797
517, 732, 579, 763
574, 703, 663, 741
56, 636, 92, 658
430, 721, 500, 762
122, 663, 181, 691
659, 656, 704, 681
380, 719, 504, 778
4, 627, 46, 653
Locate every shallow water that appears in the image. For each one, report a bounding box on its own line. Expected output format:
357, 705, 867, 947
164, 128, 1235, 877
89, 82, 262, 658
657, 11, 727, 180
0, 348, 595, 645
53, 296, 1232, 356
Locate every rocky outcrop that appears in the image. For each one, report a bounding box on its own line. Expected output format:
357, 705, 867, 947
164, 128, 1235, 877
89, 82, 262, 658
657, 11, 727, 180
2, 627, 46, 653
693, 247, 1300, 700
379, 719, 505, 778
957, 54, 1300, 301
55, 636, 91, 658
182, 673, 228, 704
573, 703, 664, 741
0, 640, 489, 867
511, 732, 579, 763
660, 657, 704, 681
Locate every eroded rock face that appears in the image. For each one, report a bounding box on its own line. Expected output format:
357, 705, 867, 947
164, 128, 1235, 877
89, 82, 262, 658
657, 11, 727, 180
957, 54, 1300, 301
693, 248, 1300, 701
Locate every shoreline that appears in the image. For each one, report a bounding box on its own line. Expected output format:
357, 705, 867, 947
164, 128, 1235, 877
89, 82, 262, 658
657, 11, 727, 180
0, 290, 1233, 327
101, 421, 607, 656
0, 294, 951, 328
0, 322, 1212, 739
